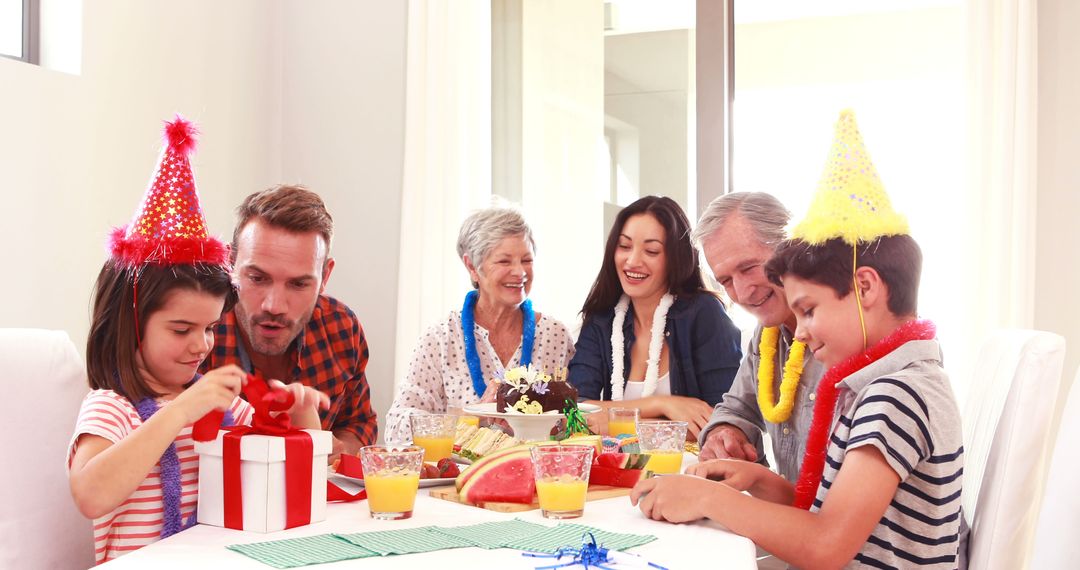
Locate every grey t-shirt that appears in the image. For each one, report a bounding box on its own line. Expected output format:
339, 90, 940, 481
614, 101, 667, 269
814, 338, 965, 569
699, 324, 825, 482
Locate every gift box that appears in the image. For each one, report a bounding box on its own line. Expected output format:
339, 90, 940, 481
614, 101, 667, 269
196, 429, 332, 533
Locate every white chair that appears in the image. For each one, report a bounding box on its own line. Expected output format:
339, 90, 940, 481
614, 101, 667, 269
1030, 363, 1080, 569
962, 329, 1067, 570
0, 329, 94, 569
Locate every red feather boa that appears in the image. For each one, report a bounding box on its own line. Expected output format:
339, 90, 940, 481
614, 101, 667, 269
792, 319, 937, 509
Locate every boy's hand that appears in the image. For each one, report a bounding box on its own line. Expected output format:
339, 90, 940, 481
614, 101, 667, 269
700, 424, 758, 461
685, 458, 767, 492
171, 365, 246, 424
630, 474, 724, 523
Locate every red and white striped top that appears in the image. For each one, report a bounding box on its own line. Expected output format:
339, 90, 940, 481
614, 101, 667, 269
68, 390, 254, 564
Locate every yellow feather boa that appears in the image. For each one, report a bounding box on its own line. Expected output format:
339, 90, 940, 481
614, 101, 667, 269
757, 327, 807, 423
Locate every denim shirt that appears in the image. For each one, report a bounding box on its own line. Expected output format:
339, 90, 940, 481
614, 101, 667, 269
567, 293, 743, 406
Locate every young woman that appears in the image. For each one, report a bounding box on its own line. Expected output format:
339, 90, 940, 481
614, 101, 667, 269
568, 196, 743, 439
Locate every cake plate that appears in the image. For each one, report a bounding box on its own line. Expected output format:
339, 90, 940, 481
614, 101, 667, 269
461, 402, 600, 442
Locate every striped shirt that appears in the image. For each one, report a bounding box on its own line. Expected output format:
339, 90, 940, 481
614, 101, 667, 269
812, 339, 965, 569
68, 389, 254, 564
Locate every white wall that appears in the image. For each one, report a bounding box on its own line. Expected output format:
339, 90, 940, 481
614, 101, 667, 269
494, 0, 606, 328
0, 0, 407, 438
0, 0, 284, 351
605, 29, 693, 208
1037, 0, 1080, 387
279, 0, 407, 438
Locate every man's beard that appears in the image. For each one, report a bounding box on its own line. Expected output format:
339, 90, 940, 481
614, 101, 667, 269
236, 305, 313, 356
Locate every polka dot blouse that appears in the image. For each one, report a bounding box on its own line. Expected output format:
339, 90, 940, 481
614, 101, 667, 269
384, 310, 576, 444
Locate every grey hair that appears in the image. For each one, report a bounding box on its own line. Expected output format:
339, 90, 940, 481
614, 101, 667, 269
456, 207, 536, 288
692, 192, 791, 249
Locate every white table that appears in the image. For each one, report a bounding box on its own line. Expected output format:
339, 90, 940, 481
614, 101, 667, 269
99, 480, 757, 569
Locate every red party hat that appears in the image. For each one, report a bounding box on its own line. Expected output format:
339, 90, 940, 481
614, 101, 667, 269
109, 116, 229, 267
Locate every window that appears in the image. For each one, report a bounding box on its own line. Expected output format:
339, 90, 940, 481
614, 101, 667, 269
1, 0, 37, 63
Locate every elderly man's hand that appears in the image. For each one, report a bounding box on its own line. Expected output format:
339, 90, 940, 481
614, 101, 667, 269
700, 423, 758, 462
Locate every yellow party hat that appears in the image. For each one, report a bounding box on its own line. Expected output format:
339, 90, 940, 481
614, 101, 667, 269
791, 110, 909, 245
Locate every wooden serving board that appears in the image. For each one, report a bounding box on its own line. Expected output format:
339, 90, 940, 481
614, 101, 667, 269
429, 485, 630, 513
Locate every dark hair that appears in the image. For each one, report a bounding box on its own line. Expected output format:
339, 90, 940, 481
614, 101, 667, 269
764, 235, 922, 316
232, 184, 334, 262
85, 262, 236, 401
581, 195, 710, 320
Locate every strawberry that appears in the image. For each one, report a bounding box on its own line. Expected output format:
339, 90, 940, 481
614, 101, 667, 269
420, 463, 441, 479
437, 458, 460, 478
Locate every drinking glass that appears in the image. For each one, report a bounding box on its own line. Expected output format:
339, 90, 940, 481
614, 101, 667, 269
607, 407, 640, 437
530, 445, 594, 519
410, 413, 458, 462
359, 446, 424, 520
637, 420, 688, 474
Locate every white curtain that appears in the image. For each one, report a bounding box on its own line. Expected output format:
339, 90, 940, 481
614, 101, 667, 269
394, 0, 492, 393
949, 0, 1038, 405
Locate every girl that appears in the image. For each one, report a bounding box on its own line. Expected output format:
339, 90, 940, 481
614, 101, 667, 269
68, 117, 327, 564
567, 196, 743, 439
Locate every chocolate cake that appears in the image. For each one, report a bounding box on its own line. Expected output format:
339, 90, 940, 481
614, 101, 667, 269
494, 366, 578, 414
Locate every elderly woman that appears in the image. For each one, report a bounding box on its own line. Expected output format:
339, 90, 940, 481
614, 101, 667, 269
385, 207, 575, 444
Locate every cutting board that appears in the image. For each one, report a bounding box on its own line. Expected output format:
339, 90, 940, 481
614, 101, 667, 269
429, 484, 631, 513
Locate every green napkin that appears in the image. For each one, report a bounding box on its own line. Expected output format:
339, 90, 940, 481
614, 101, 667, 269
226, 534, 377, 569
429, 519, 549, 549
505, 522, 657, 554
333, 526, 476, 555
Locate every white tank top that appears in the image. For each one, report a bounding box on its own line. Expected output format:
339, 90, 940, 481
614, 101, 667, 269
621, 372, 672, 400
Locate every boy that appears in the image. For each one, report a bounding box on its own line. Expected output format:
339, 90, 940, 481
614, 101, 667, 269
630, 111, 965, 569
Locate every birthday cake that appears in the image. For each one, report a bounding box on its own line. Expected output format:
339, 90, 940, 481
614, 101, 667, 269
495, 365, 578, 414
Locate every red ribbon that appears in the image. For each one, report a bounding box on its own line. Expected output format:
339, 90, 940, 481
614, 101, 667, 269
195, 373, 315, 530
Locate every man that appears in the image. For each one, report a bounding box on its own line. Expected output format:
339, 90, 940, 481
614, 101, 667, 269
692, 192, 825, 482
202, 185, 377, 458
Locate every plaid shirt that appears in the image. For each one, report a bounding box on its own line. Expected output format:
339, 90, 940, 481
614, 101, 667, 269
201, 294, 378, 445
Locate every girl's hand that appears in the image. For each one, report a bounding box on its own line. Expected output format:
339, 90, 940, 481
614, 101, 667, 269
657, 396, 713, 439
170, 365, 246, 424
267, 380, 328, 430
270, 380, 330, 417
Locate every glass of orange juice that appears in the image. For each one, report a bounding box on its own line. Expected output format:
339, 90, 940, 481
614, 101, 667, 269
530, 445, 594, 519
447, 405, 480, 428
410, 413, 457, 463
359, 446, 424, 520
637, 420, 688, 475
607, 407, 639, 437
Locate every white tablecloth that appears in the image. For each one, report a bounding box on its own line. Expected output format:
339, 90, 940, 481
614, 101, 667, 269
99, 479, 756, 569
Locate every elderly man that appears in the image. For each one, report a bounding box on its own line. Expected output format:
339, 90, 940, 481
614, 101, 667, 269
692, 192, 825, 482
202, 185, 377, 458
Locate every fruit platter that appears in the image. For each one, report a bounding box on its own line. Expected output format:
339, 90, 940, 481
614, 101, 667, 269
329, 454, 463, 488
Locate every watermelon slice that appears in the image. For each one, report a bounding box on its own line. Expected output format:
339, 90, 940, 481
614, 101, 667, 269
457, 446, 535, 504
589, 465, 647, 488
455, 444, 530, 491
595, 452, 650, 470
